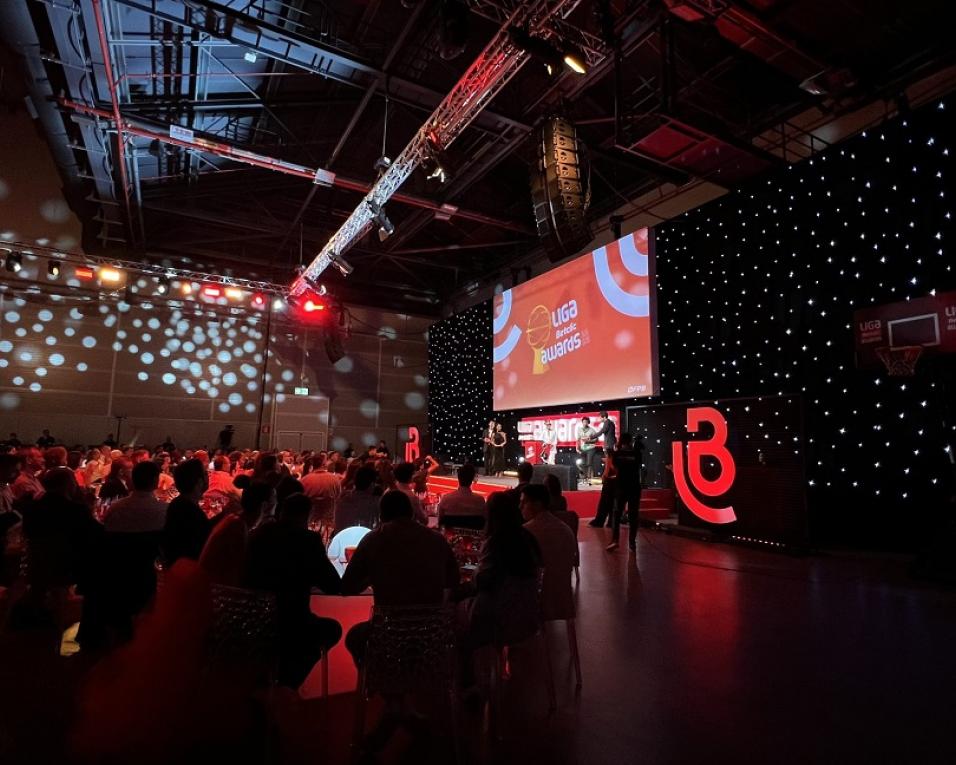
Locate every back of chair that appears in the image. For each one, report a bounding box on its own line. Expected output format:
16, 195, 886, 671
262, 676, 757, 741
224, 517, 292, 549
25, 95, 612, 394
364, 603, 456, 696
207, 583, 279, 670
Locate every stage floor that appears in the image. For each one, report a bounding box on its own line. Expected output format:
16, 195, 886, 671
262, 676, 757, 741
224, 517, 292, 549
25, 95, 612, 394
474, 472, 603, 492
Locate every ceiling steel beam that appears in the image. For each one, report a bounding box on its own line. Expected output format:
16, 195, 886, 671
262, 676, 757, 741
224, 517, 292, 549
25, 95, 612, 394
60, 98, 533, 235
109, 0, 532, 135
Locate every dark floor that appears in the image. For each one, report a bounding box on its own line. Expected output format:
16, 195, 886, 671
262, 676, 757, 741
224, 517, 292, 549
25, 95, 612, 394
3, 527, 956, 764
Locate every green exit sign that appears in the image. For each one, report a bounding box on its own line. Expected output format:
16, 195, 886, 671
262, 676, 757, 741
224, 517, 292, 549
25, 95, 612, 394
294, 386, 309, 396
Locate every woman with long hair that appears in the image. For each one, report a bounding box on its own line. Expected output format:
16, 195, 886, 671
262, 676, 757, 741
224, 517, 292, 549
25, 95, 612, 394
458, 492, 542, 686
491, 423, 507, 477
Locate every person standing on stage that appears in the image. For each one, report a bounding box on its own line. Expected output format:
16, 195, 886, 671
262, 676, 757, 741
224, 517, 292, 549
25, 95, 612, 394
606, 432, 643, 553
591, 411, 617, 475
577, 417, 598, 482
482, 420, 496, 476
491, 423, 507, 477
542, 421, 558, 466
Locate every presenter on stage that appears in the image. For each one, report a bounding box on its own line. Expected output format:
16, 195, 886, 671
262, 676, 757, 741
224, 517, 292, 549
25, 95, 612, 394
491, 423, 507, 477
592, 411, 617, 473
577, 416, 598, 482
482, 419, 496, 476
542, 420, 558, 465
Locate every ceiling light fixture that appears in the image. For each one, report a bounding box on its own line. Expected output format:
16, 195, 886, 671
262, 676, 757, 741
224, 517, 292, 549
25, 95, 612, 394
5, 252, 22, 273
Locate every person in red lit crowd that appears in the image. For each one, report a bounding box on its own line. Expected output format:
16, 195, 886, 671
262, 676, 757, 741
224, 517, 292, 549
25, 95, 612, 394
392, 462, 426, 524
342, 490, 458, 663
244, 492, 342, 690
130, 448, 151, 466
44, 446, 68, 471
99, 459, 133, 502
205, 455, 240, 500
200, 482, 273, 586
12, 447, 45, 505
161, 459, 210, 566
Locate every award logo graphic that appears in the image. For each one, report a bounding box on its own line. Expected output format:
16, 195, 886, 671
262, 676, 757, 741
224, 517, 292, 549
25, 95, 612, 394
671, 407, 737, 524
527, 304, 552, 374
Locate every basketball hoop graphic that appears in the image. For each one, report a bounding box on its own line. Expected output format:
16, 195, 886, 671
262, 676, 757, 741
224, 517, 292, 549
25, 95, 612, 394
527, 304, 551, 375
875, 345, 923, 377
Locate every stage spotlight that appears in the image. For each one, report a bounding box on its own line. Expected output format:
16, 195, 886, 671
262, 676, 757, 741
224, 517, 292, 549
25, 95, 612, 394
330, 254, 354, 277
201, 284, 222, 298
373, 156, 392, 177
99, 266, 124, 284
439, 0, 469, 61
5, 252, 22, 273
225, 287, 244, 300
157, 276, 170, 295
47, 260, 61, 278
563, 44, 587, 74
272, 297, 285, 311
367, 200, 395, 242
509, 27, 563, 72
75, 265, 95, 281
251, 293, 266, 309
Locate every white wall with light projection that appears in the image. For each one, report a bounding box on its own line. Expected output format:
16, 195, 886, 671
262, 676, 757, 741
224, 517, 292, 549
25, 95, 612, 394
0, 283, 429, 451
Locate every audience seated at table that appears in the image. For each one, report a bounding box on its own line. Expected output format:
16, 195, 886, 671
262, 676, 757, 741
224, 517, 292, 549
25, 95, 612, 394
457, 491, 541, 686
341, 490, 459, 664
102, 461, 167, 534
334, 464, 380, 533
438, 463, 487, 530
520, 484, 577, 621
161, 458, 210, 567
200, 482, 274, 585
244, 492, 342, 689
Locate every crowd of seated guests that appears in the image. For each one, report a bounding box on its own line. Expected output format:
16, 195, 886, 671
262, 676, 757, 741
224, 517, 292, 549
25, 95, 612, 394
0, 431, 580, 758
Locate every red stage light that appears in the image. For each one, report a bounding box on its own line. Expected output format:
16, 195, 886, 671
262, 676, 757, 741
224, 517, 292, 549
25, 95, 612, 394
251, 293, 266, 308
303, 299, 326, 312
75, 266, 95, 281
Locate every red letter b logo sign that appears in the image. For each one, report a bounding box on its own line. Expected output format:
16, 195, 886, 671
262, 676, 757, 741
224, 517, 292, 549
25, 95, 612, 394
671, 407, 737, 524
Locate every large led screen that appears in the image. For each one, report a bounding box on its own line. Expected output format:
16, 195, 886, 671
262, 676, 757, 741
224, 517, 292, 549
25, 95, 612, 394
492, 229, 657, 410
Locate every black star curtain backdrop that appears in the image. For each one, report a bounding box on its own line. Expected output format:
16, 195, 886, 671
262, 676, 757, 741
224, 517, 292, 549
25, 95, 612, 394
428, 99, 955, 549
427, 302, 493, 463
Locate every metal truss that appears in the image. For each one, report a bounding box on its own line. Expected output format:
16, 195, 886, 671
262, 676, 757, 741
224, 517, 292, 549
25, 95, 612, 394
468, 0, 610, 67
3, 240, 289, 294
291, 0, 588, 296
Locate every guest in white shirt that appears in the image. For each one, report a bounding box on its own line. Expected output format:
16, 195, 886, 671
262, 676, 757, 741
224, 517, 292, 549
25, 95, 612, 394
438, 463, 486, 530
103, 461, 168, 533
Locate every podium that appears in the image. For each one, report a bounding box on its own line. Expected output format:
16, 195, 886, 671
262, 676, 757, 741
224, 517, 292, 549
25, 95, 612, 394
523, 440, 542, 465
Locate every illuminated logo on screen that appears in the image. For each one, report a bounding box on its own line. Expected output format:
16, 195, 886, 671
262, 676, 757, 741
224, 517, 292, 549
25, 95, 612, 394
671, 407, 737, 524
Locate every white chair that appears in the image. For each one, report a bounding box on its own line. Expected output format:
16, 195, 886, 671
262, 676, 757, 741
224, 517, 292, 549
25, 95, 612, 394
327, 526, 371, 577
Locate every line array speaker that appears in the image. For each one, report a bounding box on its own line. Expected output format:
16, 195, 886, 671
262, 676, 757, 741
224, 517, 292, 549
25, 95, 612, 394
530, 116, 592, 262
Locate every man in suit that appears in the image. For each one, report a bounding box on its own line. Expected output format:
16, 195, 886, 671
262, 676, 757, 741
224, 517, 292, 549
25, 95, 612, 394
591, 411, 617, 477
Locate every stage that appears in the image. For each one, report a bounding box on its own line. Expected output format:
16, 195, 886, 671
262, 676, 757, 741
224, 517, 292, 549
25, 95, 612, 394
426, 473, 676, 521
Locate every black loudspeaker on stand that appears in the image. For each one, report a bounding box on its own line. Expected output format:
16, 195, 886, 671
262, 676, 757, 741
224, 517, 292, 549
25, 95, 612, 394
530, 116, 592, 262
530, 463, 578, 492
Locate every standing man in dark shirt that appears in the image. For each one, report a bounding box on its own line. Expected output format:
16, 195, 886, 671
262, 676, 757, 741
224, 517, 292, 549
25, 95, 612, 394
245, 492, 343, 689
607, 433, 642, 553
37, 429, 56, 448
161, 458, 210, 566
592, 411, 617, 475
161, 435, 175, 453
217, 425, 235, 451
